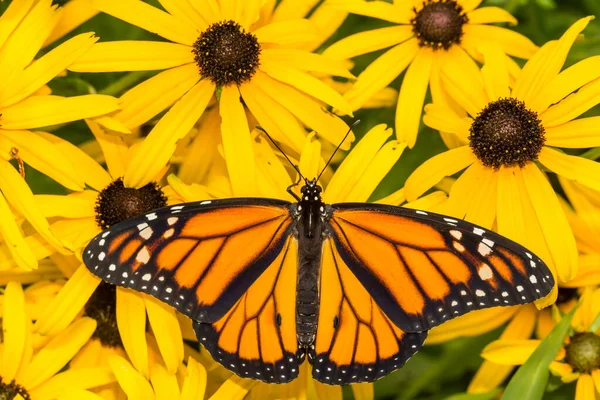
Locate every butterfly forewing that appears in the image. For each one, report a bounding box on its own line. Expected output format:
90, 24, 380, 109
310, 238, 427, 384
327, 204, 554, 333
193, 236, 300, 383
83, 199, 294, 323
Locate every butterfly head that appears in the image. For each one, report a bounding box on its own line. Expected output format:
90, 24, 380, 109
300, 179, 322, 203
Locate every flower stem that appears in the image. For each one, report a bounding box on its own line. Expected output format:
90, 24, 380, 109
100, 71, 151, 96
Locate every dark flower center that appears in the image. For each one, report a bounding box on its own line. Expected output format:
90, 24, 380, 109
0, 378, 30, 400
84, 282, 122, 348
192, 20, 261, 86
469, 98, 545, 169
411, 0, 468, 50
566, 332, 600, 373
95, 178, 168, 229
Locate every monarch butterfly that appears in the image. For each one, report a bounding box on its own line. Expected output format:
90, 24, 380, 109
83, 124, 554, 385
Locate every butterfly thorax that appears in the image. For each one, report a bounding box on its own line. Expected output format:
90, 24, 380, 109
295, 180, 327, 347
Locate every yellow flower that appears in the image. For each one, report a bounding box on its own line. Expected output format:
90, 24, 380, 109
28, 120, 186, 382
480, 287, 600, 400
45, 0, 99, 46
405, 17, 600, 287
324, 0, 536, 147
0, 281, 117, 400
68, 0, 355, 194
0, 0, 121, 271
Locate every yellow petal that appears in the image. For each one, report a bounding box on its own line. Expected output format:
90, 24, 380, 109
207, 375, 256, 400
44, 0, 98, 46
521, 163, 578, 282
181, 358, 207, 400
563, 254, 600, 288
541, 78, 600, 127
467, 6, 517, 24
323, 25, 413, 60
35, 193, 95, 220
253, 20, 319, 46
344, 39, 419, 111
298, 132, 322, 184
403, 191, 448, 211
69, 41, 194, 72
86, 119, 129, 179
251, 71, 353, 149
539, 147, 600, 191
324, 124, 391, 202
1, 33, 98, 107
345, 141, 406, 202
513, 17, 592, 105
545, 117, 600, 148
124, 79, 214, 189
480, 42, 510, 101
20, 318, 97, 390
253, 133, 294, 199
441, 57, 487, 118
34, 131, 111, 192
150, 0, 207, 32
496, 167, 526, 245
2, 282, 28, 381
92, 0, 197, 46
549, 361, 574, 378
374, 187, 405, 206
333, 0, 413, 24
260, 62, 353, 115
116, 288, 149, 378
108, 355, 156, 400
240, 81, 305, 152
220, 85, 257, 197
463, 24, 537, 60
149, 363, 180, 399
30, 367, 116, 400
1, 95, 119, 130
0, 0, 60, 90
145, 296, 184, 374
0, 162, 66, 253
481, 339, 541, 365
0, 129, 84, 191
531, 55, 600, 113
351, 383, 373, 400
56, 389, 105, 400
457, 0, 483, 12
0, 0, 36, 51
396, 48, 433, 147
462, 163, 498, 229
0, 192, 37, 271
576, 374, 596, 400
116, 63, 200, 129
404, 146, 476, 201
261, 49, 353, 78
591, 369, 600, 393
423, 103, 471, 139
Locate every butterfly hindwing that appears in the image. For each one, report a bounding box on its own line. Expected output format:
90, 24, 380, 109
327, 204, 554, 333
83, 199, 294, 323
193, 236, 300, 384
310, 238, 427, 384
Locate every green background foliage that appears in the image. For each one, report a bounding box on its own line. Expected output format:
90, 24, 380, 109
6, 0, 598, 398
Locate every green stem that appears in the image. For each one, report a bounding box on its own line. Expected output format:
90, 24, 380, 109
99, 71, 151, 96
580, 147, 600, 160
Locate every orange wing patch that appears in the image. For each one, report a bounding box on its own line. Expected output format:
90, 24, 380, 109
328, 206, 554, 332
193, 237, 300, 384
310, 239, 426, 384
84, 202, 294, 324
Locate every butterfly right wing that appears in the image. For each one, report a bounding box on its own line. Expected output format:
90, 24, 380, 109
310, 237, 427, 384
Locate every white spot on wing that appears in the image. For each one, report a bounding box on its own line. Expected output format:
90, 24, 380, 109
98, 252, 105, 261
530, 275, 538, 284
146, 213, 157, 220
453, 241, 465, 252
136, 246, 150, 264
478, 242, 493, 257
482, 238, 495, 247
139, 226, 153, 240
142, 273, 151, 281
475, 289, 486, 297
517, 285, 524, 292
167, 217, 178, 226
163, 228, 175, 239
473, 228, 485, 236
109, 264, 116, 271
137, 222, 148, 231
449, 230, 462, 240
478, 265, 493, 280
102, 231, 110, 238
416, 210, 427, 215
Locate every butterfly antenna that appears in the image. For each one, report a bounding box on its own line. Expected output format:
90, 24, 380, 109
316, 120, 360, 182
255, 125, 306, 182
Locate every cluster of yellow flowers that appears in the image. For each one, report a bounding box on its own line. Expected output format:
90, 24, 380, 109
1, 0, 600, 399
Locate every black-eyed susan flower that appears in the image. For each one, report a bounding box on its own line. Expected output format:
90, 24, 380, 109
45, 0, 99, 46
405, 17, 600, 289
0, 0, 122, 271
68, 0, 355, 194
30, 121, 185, 381
480, 287, 600, 399
324, 0, 536, 147
0, 281, 117, 400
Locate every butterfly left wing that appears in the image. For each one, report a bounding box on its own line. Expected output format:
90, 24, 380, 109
310, 237, 427, 384
193, 235, 301, 384
327, 204, 555, 333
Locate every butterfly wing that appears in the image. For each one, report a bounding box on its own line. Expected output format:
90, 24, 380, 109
327, 203, 555, 333
83, 199, 294, 324
310, 237, 427, 384
193, 235, 301, 383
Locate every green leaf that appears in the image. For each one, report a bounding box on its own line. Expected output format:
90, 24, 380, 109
444, 389, 501, 400
501, 305, 578, 400
215, 85, 223, 103
589, 311, 600, 332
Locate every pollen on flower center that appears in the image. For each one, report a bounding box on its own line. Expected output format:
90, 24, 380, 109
0, 377, 30, 400
469, 97, 545, 169
192, 20, 261, 86
95, 178, 168, 229
566, 332, 600, 373
84, 282, 122, 348
411, 0, 468, 50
